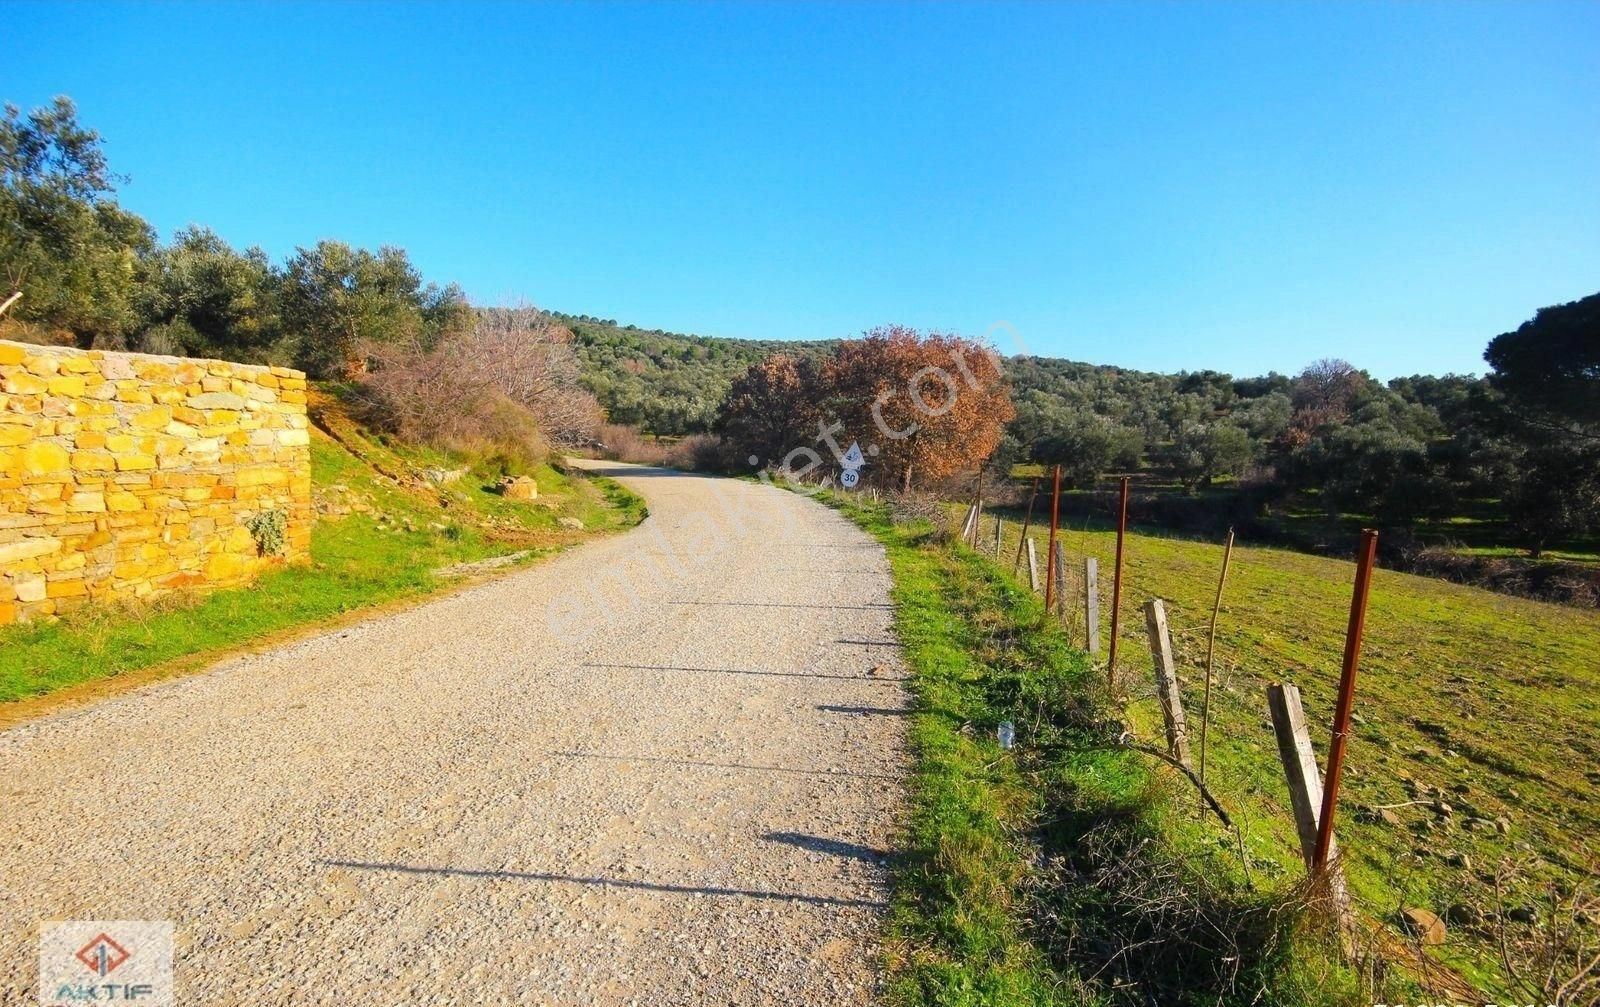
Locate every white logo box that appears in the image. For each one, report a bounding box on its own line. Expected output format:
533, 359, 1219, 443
38, 920, 174, 1007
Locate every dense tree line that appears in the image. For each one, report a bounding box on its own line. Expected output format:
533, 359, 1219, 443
556, 313, 835, 435
2, 98, 469, 376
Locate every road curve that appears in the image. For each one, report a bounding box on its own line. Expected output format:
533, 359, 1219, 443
0, 462, 908, 1005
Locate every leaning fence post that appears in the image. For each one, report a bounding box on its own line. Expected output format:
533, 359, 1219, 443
1025, 538, 1040, 593
1012, 477, 1040, 574
1107, 475, 1130, 689
1313, 529, 1379, 872
1043, 465, 1062, 612
1199, 528, 1235, 814
1143, 599, 1192, 768
960, 503, 978, 545
1051, 540, 1068, 621
1268, 683, 1355, 931
970, 470, 985, 547
1084, 557, 1100, 654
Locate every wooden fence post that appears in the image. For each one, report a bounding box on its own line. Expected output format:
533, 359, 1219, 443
1143, 599, 1192, 768
960, 503, 977, 545
993, 515, 1003, 558
970, 470, 985, 547
1267, 682, 1354, 929
1025, 538, 1040, 593
1084, 558, 1100, 654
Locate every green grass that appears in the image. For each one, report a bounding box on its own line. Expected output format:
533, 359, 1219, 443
820, 492, 1365, 1006
0, 429, 645, 705
974, 505, 1600, 994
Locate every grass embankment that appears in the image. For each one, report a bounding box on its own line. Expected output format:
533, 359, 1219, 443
0, 401, 645, 708
824, 492, 1361, 1007
978, 506, 1599, 995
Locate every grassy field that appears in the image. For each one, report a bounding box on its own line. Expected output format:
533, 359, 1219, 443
0, 407, 644, 707
825, 492, 1368, 1007
969, 502, 1599, 995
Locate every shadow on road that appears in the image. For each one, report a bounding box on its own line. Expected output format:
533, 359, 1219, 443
761, 832, 887, 863
669, 600, 894, 611
582, 661, 907, 682
816, 704, 911, 717
319, 859, 886, 909
550, 750, 900, 781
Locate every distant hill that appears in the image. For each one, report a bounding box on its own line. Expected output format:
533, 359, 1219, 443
555, 313, 836, 434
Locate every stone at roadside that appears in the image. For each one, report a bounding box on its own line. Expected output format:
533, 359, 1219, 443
1401, 907, 1446, 945
558, 516, 584, 530
425, 467, 468, 486
499, 476, 538, 500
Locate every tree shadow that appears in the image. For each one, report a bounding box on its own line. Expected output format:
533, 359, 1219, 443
761, 832, 888, 863
816, 704, 911, 717
319, 858, 885, 909
550, 749, 901, 781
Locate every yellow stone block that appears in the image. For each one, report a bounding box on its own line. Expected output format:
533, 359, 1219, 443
131, 406, 172, 430
0, 426, 31, 447
66, 492, 106, 513
134, 362, 175, 382
24, 356, 60, 376
71, 451, 118, 472
4, 373, 48, 395
47, 375, 86, 396
20, 441, 70, 477
105, 433, 135, 452
60, 356, 97, 374
106, 492, 141, 512
203, 552, 249, 580
0, 342, 26, 366
0, 537, 61, 565
115, 453, 158, 472
46, 577, 87, 599
76, 430, 106, 450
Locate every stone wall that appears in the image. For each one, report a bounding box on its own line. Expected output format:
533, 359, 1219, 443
0, 340, 312, 625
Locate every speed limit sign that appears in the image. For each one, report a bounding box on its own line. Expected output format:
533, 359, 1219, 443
840, 468, 860, 489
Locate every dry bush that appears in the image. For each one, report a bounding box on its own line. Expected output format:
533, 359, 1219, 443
595, 425, 722, 471
356, 305, 612, 463
357, 335, 548, 467
469, 308, 603, 447
888, 489, 944, 526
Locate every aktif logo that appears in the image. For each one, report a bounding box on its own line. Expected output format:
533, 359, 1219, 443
40, 920, 173, 1006
75, 933, 131, 977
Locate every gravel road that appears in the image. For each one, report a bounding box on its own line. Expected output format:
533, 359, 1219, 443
0, 462, 909, 1005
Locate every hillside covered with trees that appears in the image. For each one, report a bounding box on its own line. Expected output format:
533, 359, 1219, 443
5, 97, 1595, 587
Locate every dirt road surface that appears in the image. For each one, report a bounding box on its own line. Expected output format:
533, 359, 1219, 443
0, 462, 908, 1005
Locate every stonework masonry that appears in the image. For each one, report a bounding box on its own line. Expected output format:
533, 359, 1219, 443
0, 340, 312, 625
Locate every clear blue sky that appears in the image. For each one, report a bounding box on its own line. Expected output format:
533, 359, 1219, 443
9, 1, 1598, 378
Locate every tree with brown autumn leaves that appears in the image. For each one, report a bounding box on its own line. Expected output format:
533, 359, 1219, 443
716, 325, 1014, 490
